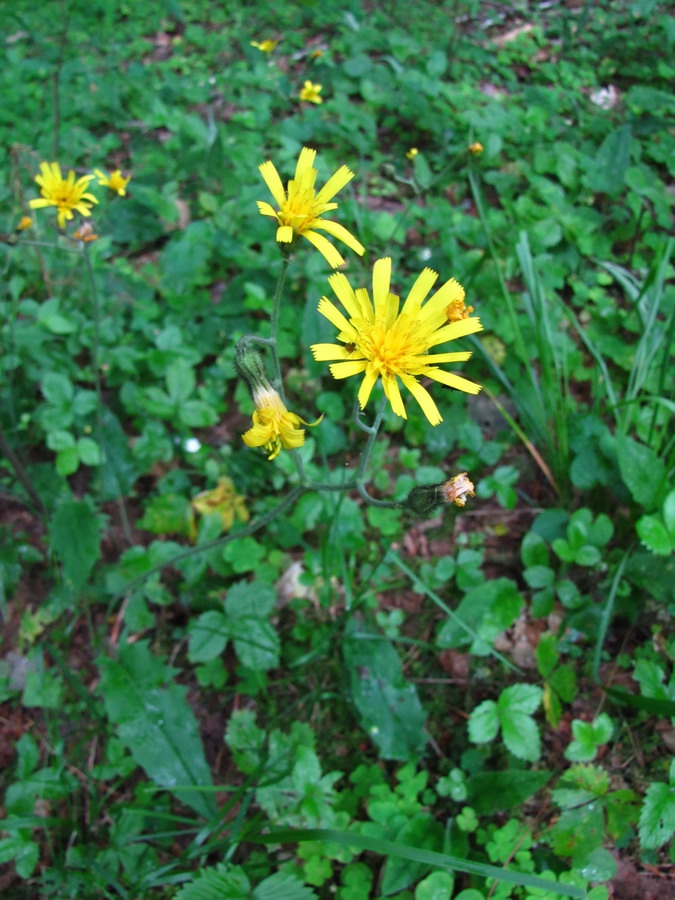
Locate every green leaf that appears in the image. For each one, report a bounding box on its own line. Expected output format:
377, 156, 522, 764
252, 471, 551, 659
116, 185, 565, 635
615, 435, 666, 510
255, 871, 318, 900
231, 618, 280, 671
468, 700, 499, 744
381, 814, 443, 895
50, 499, 102, 591
175, 864, 251, 900
467, 770, 552, 814
639, 780, 675, 849
636, 514, 673, 555
343, 616, 427, 761
536, 633, 559, 677
99, 642, 215, 818
188, 610, 229, 663
225, 581, 277, 618
414, 870, 454, 900
565, 714, 614, 762
588, 125, 632, 195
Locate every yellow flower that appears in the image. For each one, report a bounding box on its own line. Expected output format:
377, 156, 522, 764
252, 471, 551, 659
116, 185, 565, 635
94, 168, 131, 196
29, 162, 98, 229
468, 142, 484, 155
311, 258, 483, 426
406, 148, 419, 159
16, 216, 32, 231
299, 80, 323, 103
191, 477, 250, 530
242, 385, 322, 460
257, 146, 365, 268
250, 39, 279, 53
440, 472, 475, 507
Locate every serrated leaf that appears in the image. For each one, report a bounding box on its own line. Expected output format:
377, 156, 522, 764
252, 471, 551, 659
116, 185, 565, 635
639, 781, 675, 849
467, 770, 552, 814
255, 871, 318, 900
501, 712, 541, 761
226, 581, 277, 618
616, 435, 665, 510
50, 499, 102, 591
99, 642, 215, 818
230, 618, 280, 671
468, 700, 499, 744
175, 864, 251, 900
636, 515, 673, 556
188, 610, 229, 663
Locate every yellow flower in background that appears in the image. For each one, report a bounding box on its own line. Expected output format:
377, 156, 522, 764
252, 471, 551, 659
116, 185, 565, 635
468, 142, 484, 155
16, 216, 32, 231
29, 162, 98, 229
257, 146, 365, 268
299, 80, 323, 103
406, 148, 419, 159
94, 168, 131, 196
440, 472, 475, 507
191, 477, 250, 530
72, 221, 99, 243
311, 257, 483, 426
250, 39, 279, 53
242, 385, 322, 460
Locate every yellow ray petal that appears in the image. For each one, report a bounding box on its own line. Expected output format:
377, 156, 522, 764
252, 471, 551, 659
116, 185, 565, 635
426, 368, 482, 395
419, 277, 466, 322
328, 272, 362, 319
295, 147, 317, 179
259, 160, 286, 208
317, 297, 358, 337
426, 316, 483, 347
372, 257, 392, 317
414, 351, 472, 364
314, 218, 365, 256
303, 230, 345, 268
401, 267, 438, 316
314, 165, 354, 205
311, 342, 352, 361
276, 224, 293, 243
382, 373, 407, 419
257, 200, 279, 218
399, 374, 443, 425
357, 367, 379, 410
330, 360, 368, 379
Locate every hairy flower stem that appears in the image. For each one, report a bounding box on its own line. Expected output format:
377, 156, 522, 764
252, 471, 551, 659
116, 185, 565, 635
354, 395, 400, 509
269, 250, 291, 398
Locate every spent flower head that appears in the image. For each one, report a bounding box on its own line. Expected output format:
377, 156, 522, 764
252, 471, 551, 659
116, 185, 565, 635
440, 472, 475, 507
29, 162, 98, 229
94, 168, 131, 196
257, 146, 365, 268
311, 258, 482, 425
299, 80, 323, 103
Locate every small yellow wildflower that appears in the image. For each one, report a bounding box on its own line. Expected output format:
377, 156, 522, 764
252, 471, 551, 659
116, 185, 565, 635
250, 39, 279, 53
310, 49, 324, 59
16, 216, 32, 231
257, 146, 365, 268
468, 142, 484, 155
191, 477, 250, 530
94, 168, 131, 196
242, 385, 322, 460
406, 148, 419, 159
29, 162, 98, 229
299, 80, 323, 103
440, 473, 475, 507
311, 258, 483, 426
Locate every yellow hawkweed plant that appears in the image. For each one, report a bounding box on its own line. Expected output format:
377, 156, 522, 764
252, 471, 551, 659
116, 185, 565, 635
243, 386, 321, 460
311, 257, 483, 426
257, 146, 365, 268
94, 168, 131, 196
29, 162, 98, 229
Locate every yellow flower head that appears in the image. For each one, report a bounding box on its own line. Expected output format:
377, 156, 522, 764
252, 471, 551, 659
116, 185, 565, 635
16, 216, 32, 231
94, 168, 131, 196
191, 476, 250, 530
299, 80, 323, 103
406, 148, 419, 159
250, 39, 279, 53
29, 162, 98, 229
311, 258, 483, 426
440, 472, 475, 507
257, 146, 365, 268
468, 142, 484, 155
242, 385, 322, 460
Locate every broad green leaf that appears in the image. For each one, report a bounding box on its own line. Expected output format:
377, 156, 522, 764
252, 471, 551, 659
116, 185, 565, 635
467, 770, 552, 814
381, 814, 443, 895
50, 499, 102, 591
230, 618, 280, 671
536, 633, 559, 677
565, 714, 614, 762
501, 710, 541, 761
588, 125, 632, 195
255, 871, 318, 900
467, 700, 499, 744
99, 642, 215, 818
636, 514, 673, 555
414, 870, 454, 900
225, 581, 277, 619
188, 610, 229, 663
639, 780, 675, 849
343, 616, 427, 761
615, 435, 666, 510
175, 864, 251, 900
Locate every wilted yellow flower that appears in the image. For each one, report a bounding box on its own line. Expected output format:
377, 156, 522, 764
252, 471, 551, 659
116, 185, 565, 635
445, 296, 474, 322
299, 80, 323, 103
311, 258, 483, 426
250, 39, 279, 53
16, 216, 32, 231
242, 385, 322, 460
29, 162, 98, 229
257, 146, 365, 268
440, 472, 475, 507
406, 148, 419, 159
468, 142, 484, 155
72, 221, 99, 243
94, 168, 131, 196
191, 477, 250, 530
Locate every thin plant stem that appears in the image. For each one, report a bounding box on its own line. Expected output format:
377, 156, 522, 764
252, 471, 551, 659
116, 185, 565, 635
0, 423, 45, 515
354, 394, 400, 509
269, 251, 291, 398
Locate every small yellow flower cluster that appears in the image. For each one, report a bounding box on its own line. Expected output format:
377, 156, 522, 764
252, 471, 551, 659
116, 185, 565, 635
27, 161, 131, 231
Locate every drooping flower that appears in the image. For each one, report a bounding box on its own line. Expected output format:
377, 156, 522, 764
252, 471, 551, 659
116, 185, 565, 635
191, 477, 250, 530
243, 385, 322, 460
250, 39, 279, 53
299, 80, 323, 103
16, 216, 32, 231
440, 472, 475, 507
257, 146, 365, 268
29, 162, 98, 229
311, 257, 483, 426
94, 168, 131, 196
72, 221, 99, 243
